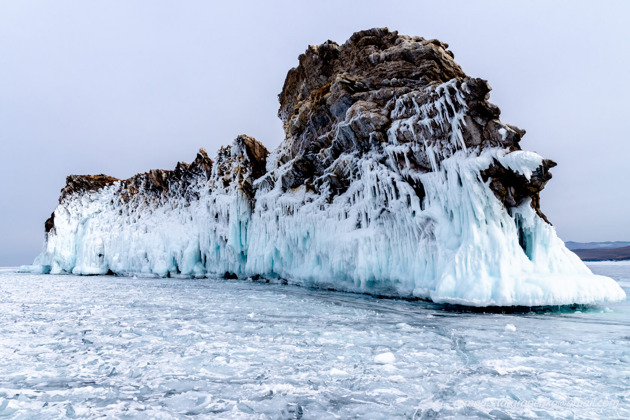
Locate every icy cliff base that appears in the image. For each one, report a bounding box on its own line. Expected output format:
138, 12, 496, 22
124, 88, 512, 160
25, 28, 625, 306
253, 152, 624, 306
25, 145, 625, 306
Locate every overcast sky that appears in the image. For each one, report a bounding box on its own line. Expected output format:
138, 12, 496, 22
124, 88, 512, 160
1, 1, 629, 266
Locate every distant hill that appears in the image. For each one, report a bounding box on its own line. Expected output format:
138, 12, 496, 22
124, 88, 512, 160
565, 241, 630, 251
572, 246, 630, 261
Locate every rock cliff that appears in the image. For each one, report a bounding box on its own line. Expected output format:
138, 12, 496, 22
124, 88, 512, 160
26, 28, 625, 306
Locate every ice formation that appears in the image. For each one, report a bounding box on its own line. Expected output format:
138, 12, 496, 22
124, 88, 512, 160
24, 28, 625, 306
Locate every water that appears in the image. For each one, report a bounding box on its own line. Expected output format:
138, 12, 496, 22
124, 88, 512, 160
0, 264, 628, 419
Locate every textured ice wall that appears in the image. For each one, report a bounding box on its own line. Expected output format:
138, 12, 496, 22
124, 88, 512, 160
25, 29, 626, 306
26, 80, 625, 306
244, 80, 624, 305
30, 139, 258, 278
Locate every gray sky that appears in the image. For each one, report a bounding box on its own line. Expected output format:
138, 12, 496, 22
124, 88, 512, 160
1, 0, 629, 266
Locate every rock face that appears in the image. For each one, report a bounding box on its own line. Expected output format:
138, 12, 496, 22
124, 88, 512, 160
26, 28, 625, 306
271, 28, 551, 218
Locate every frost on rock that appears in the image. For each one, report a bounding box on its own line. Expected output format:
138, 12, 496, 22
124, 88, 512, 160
29, 136, 267, 279
25, 28, 625, 306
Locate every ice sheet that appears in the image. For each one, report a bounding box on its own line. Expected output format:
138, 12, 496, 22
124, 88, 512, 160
0, 266, 627, 418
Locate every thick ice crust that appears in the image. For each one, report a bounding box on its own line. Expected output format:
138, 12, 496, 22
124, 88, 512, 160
25, 29, 625, 307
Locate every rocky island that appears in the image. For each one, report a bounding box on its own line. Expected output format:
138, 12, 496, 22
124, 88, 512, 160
25, 28, 625, 306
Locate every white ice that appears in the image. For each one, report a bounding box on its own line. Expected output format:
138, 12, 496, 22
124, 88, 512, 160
0, 265, 628, 418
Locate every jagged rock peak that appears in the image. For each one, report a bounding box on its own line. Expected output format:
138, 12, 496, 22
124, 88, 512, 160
54, 135, 270, 201
232, 135, 270, 180
47, 137, 267, 233
60, 174, 120, 203
271, 28, 552, 220
278, 27, 464, 123
210, 135, 269, 198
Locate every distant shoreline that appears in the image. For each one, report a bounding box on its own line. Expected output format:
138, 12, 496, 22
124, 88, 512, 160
572, 245, 630, 262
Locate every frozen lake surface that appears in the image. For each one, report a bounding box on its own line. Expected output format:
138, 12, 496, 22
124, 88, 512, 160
0, 263, 628, 419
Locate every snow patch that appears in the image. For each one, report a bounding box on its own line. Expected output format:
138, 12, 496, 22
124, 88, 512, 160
496, 149, 544, 181
374, 352, 396, 365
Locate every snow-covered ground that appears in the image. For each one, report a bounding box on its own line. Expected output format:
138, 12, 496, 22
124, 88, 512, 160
0, 263, 628, 418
